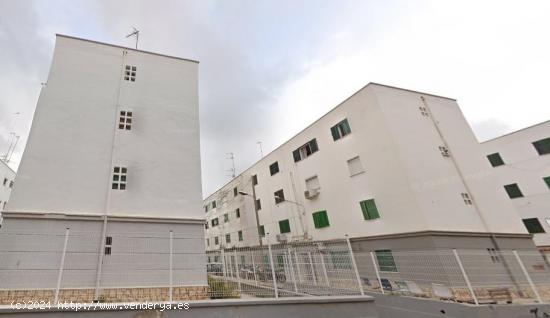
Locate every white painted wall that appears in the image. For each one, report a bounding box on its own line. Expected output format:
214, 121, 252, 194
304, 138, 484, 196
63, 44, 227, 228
6, 35, 203, 220
0, 161, 15, 212
204, 83, 528, 250
481, 120, 550, 248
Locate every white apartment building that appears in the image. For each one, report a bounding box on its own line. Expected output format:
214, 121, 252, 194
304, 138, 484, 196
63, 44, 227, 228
0, 35, 206, 303
204, 83, 535, 253
481, 120, 550, 252
0, 160, 15, 213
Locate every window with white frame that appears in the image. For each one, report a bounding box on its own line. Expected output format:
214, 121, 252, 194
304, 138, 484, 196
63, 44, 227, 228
347, 156, 364, 176
112, 166, 127, 190
119, 111, 133, 130
461, 192, 473, 205
124, 65, 137, 82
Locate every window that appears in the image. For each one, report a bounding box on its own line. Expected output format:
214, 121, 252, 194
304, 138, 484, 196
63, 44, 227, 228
375, 250, 397, 272
269, 162, 280, 176
225, 234, 231, 243
504, 183, 524, 199
238, 231, 243, 241
104, 246, 112, 255
8, 181, 13, 188
236, 208, 240, 218
111, 166, 127, 190
419, 106, 429, 117
522, 218, 545, 234
438, 146, 450, 157
124, 65, 137, 82
205, 222, 209, 229
329, 251, 352, 270
533, 137, 550, 155
2, 178, 6, 186
233, 187, 238, 196
293, 139, 319, 162
487, 153, 504, 167
214, 236, 219, 245
118, 111, 133, 130
487, 248, 500, 263
347, 156, 364, 176
279, 219, 291, 234
312, 210, 330, 229
461, 193, 473, 205
331, 118, 351, 141
105, 236, 113, 245
255, 199, 262, 211
252, 174, 258, 185
224, 213, 229, 223
274, 189, 285, 204
206, 238, 210, 246
211, 218, 219, 227
241, 255, 246, 264
259, 225, 265, 237
305, 175, 320, 190
204, 205, 208, 213
544, 176, 550, 190
212, 200, 217, 208
360, 199, 380, 220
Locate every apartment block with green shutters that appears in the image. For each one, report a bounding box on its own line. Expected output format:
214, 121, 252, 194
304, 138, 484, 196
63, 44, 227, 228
203, 83, 536, 254
482, 120, 550, 252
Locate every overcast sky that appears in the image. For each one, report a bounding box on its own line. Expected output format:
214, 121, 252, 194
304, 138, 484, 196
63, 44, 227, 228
1, 0, 550, 197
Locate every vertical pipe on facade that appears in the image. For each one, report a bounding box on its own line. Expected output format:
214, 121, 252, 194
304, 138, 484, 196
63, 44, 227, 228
94, 49, 128, 300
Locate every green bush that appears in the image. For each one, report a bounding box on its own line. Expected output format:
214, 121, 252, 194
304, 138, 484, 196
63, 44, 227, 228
208, 275, 240, 299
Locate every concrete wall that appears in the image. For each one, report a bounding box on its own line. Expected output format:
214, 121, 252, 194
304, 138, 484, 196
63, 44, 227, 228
481, 120, 550, 249
0, 216, 206, 290
7, 35, 203, 220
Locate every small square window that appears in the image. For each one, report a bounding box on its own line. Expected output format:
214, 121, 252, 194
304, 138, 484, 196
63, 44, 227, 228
124, 65, 137, 82
274, 189, 285, 204
112, 166, 127, 191
347, 156, 364, 176
104, 246, 112, 255
461, 193, 473, 205
504, 183, 523, 199
279, 219, 291, 234
269, 162, 280, 176
523, 218, 545, 234
544, 176, 550, 190
259, 225, 265, 237
331, 118, 351, 141
238, 231, 243, 241
252, 175, 258, 185
487, 153, 505, 167
105, 236, 113, 245
255, 199, 262, 211
533, 137, 550, 155
225, 234, 231, 243
118, 110, 133, 130
312, 210, 330, 228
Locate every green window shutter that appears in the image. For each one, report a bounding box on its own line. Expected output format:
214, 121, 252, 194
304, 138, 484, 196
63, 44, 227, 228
544, 176, 550, 190
310, 139, 319, 153
533, 137, 550, 155
238, 231, 243, 241
292, 149, 301, 162
341, 119, 351, 135
259, 225, 265, 237
279, 219, 291, 234
331, 126, 341, 141
522, 218, 546, 234
225, 234, 231, 243
360, 199, 380, 220
487, 153, 505, 167
375, 249, 398, 272
504, 183, 524, 199
313, 210, 330, 228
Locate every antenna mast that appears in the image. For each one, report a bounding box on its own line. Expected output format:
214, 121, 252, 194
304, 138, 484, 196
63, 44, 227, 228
2, 112, 21, 163
226, 152, 236, 178
257, 141, 264, 158
126, 27, 140, 49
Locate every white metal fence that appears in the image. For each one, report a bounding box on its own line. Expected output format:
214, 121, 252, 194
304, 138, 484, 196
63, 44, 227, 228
1, 231, 550, 304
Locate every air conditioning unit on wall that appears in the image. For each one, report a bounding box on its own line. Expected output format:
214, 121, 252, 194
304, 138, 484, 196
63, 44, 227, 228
304, 188, 320, 199
276, 234, 288, 243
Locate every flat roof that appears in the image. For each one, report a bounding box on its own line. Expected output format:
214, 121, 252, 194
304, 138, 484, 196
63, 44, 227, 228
204, 82, 456, 199
481, 119, 550, 143
56, 34, 199, 64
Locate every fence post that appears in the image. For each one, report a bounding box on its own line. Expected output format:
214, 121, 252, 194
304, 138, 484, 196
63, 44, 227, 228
319, 251, 330, 286
234, 249, 242, 294
287, 248, 298, 293
251, 250, 258, 285
54, 228, 70, 304
221, 248, 227, 277
452, 249, 478, 305
370, 251, 384, 295
169, 231, 173, 302
346, 236, 364, 295
267, 234, 279, 298
308, 252, 317, 285
513, 250, 542, 303
293, 248, 303, 283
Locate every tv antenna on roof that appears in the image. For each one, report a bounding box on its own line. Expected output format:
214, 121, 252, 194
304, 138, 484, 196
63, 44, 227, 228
126, 27, 140, 49
226, 152, 236, 178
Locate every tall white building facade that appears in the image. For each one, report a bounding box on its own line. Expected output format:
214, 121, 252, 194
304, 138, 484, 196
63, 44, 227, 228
0, 160, 15, 213
0, 35, 206, 303
204, 83, 535, 253
481, 120, 550, 252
